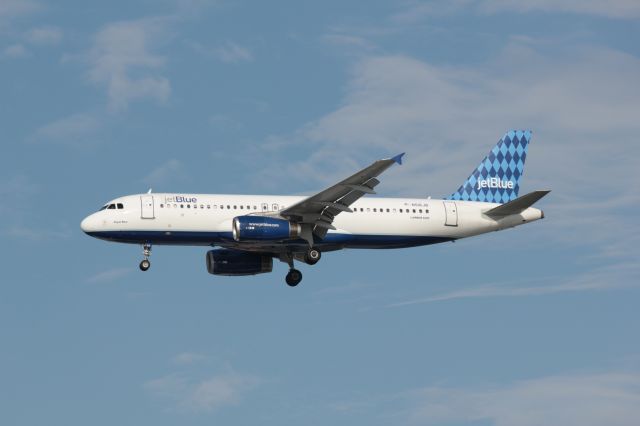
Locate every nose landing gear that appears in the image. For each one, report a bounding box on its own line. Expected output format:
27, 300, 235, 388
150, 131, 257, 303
139, 243, 152, 271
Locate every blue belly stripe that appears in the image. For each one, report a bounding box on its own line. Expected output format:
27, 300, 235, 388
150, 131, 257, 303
85, 230, 453, 249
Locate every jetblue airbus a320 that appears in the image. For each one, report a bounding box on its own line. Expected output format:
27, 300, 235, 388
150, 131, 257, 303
81, 130, 549, 286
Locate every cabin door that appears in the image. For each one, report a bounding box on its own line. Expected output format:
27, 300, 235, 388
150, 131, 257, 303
443, 201, 458, 226
141, 195, 155, 219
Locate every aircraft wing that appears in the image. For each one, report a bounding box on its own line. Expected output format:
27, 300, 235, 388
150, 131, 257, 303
280, 153, 404, 242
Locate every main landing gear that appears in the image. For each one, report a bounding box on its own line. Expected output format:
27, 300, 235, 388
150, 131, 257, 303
283, 248, 322, 287
139, 243, 152, 271
304, 248, 321, 265
285, 268, 303, 287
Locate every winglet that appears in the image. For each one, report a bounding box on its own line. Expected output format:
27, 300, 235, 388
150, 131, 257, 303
391, 152, 405, 165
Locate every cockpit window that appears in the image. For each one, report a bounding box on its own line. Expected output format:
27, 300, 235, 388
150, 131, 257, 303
99, 205, 108, 211
107, 204, 116, 209
117, 203, 124, 209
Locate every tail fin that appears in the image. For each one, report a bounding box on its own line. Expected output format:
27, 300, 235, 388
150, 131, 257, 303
448, 130, 532, 203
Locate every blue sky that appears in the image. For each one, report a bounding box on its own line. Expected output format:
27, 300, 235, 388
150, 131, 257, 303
1, 0, 640, 424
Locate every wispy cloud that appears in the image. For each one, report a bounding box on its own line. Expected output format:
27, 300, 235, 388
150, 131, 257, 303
0, 0, 41, 22
257, 40, 640, 266
88, 17, 171, 111
86, 267, 133, 284
321, 33, 376, 53
190, 41, 253, 63
32, 113, 100, 145
389, 261, 640, 307
405, 371, 640, 425
142, 159, 185, 187
393, 0, 640, 21
479, 0, 640, 19
26, 26, 62, 45
3, 43, 27, 57
173, 352, 207, 365
145, 370, 260, 412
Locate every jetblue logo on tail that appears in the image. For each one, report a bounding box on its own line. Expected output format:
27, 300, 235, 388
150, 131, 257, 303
447, 130, 531, 203
477, 178, 514, 190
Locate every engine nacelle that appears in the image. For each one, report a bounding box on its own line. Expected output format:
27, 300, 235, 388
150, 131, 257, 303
232, 216, 301, 242
206, 249, 273, 276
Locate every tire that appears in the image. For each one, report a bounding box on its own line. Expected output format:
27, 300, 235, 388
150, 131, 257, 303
139, 259, 151, 271
305, 248, 321, 265
285, 269, 302, 287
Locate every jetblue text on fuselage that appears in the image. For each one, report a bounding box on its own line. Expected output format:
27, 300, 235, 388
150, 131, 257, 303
166, 195, 197, 203
477, 177, 514, 190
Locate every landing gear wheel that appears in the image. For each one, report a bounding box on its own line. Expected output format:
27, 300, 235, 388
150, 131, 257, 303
285, 268, 303, 287
304, 248, 321, 265
139, 259, 151, 271
139, 243, 152, 271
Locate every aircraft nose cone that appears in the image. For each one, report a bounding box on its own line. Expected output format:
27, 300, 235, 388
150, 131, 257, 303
80, 214, 98, 233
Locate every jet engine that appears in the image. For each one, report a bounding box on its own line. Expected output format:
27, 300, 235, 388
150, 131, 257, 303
232, 216, 301, 242
206, 249, 273, 276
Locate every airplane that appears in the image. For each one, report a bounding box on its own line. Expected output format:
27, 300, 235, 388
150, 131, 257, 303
81, 130, 549, 287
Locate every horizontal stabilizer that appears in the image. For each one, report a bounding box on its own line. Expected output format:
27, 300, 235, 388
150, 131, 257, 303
485, 190, 551, 218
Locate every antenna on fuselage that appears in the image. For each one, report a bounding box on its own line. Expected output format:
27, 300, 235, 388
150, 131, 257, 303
147, 188, 153, 194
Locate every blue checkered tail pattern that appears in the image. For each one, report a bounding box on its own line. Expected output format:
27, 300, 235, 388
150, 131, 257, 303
447, 130, 532, 203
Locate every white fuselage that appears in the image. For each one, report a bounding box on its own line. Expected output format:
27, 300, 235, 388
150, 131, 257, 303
80, 193, 544, 251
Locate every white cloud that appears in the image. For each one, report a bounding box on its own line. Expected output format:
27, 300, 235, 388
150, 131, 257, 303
259, 41, 640, 266
145, 371, 260, 412
191, 41, 253, 63
142, 159, 185, 186
214, 42, 252, 63
407, 372, 640, 426
89, 18, 171, 111
321, 33, 376, 52
0, 0, 40, 21
393, 0, 640, 21
389, 261, 640, 307
480, 0, 640, 19
173, 352, 206, 365
33, 113, 100, 144
3, 43, 27, 57
26, 26, 62, 45
86, 267, 133, 284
